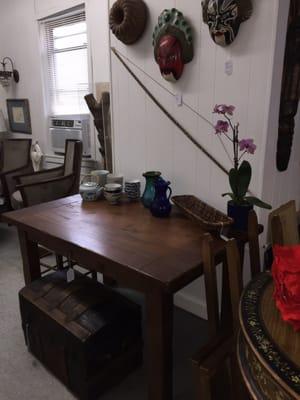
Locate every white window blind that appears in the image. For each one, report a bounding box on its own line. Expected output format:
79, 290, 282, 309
41, 11, 89, 115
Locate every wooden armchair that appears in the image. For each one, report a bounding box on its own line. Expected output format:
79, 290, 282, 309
191, 236, 247, 400
0, 139, 32, 211
11, 139, 82, 209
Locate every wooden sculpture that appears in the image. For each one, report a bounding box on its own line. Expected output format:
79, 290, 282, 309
84, 92, 113, 172
109, 0, 147, 45
277, 0, 300, 171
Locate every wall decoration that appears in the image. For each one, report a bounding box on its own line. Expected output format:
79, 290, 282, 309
276, 0, 300, 172
84, 91, 113, 172
109, 0, 147, 45
6, 99, 32, 134
202, 0, 252, 46
0, 57, 19, 88
30, 141, 43, 171
152, 8, 194, 82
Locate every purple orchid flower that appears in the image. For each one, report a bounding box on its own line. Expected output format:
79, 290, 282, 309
213, 104, 235, 115
214, 120, 229, 134
239, 139, 257, 154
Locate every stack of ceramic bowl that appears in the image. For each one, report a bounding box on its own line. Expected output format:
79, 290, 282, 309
107, 174, 124, 188
125, 180, 141, 201
104, 183, 122, 204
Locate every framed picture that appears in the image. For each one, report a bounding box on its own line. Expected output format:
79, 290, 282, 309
6, 99, 32, 134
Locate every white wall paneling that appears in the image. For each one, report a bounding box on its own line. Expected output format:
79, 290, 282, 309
109, 0, 291, 317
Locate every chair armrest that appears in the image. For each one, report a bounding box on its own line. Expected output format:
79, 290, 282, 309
17, 173, 76, 207
16, 166, 64, 185
0, 163, 34, 200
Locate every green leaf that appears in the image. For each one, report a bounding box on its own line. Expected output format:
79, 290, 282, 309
229, 168, 239, 198
245, 196, 272, 210
229, 161, 252, 201
237, 161, 251, 199
222, 192, 235, 201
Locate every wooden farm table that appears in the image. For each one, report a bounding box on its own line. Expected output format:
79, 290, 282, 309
3, 195, 261, 400
238, 273, 300, 399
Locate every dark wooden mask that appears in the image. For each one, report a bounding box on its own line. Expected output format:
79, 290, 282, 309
277, 0, 300, 171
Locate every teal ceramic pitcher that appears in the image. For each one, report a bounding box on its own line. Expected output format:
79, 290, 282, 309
141, 171, 161, 208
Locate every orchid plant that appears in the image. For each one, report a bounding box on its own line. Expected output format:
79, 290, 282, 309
213, 104, 271, 209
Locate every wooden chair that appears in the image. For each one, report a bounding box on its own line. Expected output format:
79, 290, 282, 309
269, 200, 299, 245
0, 139, 33, 211
11, 140, 83, 273
11, 139, 82, 209
191, 236, 247, 400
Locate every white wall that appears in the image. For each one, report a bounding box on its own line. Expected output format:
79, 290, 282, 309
109, 0, 288, 316
0, 0, 110, 158
0, 0, 47, 148
111, 0, 280, 210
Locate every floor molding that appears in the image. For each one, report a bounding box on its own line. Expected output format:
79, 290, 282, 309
174, 292, 207, 320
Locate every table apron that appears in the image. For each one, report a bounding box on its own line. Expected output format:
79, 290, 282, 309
20, 227, 199, 295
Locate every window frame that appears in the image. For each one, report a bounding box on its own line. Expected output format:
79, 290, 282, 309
39, 7, 91, 117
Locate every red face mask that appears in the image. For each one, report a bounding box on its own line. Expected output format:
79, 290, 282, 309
156, 35, 184, 82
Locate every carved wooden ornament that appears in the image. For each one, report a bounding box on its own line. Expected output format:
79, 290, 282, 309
277, 0, 300, 171
152, 8, 194, 82
109, 0, 147, 45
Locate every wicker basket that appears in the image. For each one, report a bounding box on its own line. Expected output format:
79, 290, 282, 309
172, 195, 233, 232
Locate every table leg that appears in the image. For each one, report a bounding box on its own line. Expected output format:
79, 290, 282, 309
146, 290, 173, 400
18, 230, 41, 285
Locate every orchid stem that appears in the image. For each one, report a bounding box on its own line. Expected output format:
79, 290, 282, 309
238, 151, 247, 162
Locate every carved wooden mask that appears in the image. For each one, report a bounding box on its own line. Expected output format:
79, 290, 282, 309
277, 0, 300, 171
153, 9, 194, 82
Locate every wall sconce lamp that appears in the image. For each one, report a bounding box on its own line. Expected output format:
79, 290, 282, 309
0, 57, 20, 87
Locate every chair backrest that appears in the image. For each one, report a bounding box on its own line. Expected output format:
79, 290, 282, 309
63, 140, 83, 193
269, 200, 299, 245
2, 139, 32, 172
202, 235, 243, 336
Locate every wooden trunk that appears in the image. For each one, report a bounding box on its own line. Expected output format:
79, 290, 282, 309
19, 270, 143, 400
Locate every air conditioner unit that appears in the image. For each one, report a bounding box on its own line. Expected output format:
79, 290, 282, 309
49, 114, 91, 157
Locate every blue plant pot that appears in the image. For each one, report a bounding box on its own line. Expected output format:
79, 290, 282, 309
227, 201, 253, 232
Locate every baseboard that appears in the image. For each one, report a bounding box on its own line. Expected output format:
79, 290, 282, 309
174, 292, 207, 320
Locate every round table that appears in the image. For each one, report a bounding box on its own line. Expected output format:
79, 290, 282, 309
238, 273, 300, 400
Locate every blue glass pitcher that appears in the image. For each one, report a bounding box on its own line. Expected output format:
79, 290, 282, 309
150, 177, 172, 218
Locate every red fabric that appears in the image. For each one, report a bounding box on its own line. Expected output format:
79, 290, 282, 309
272, 244, 300, 331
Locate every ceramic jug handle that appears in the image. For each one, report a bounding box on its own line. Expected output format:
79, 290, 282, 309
167, 187, 172, 200
81, 174, 92, 184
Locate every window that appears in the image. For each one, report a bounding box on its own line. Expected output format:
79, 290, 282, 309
41, 10, 89, 115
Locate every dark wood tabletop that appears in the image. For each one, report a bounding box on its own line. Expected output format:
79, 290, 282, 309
3, 195, 226, 292
3, 195, 261, 400
238, 273, 300, 400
